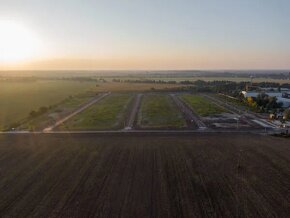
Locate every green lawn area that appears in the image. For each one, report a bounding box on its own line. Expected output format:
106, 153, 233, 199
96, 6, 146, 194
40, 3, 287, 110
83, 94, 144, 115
0, 80, 97, 130
59, 94, 133, 130
180, 94, 226, 116
138, 94, 186, 128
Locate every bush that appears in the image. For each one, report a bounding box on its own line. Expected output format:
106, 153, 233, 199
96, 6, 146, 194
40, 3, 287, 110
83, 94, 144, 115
29, 106, 49, 118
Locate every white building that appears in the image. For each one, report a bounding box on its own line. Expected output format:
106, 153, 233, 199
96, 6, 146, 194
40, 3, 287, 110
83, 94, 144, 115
241, 91, 283, 98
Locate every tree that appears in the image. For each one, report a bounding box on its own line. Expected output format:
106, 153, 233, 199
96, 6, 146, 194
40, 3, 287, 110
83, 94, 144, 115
29, 110, 37, 117
39, 106, 48, 114
255, 94, 282, 112
284, 109, 290, 120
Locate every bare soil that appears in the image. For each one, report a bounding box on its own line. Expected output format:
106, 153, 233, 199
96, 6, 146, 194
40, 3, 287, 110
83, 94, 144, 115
0, 133, 289, 217
124, 94, 143, 129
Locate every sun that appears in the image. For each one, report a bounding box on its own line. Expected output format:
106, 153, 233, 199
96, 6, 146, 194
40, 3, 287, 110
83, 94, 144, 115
0, 20, 42, 62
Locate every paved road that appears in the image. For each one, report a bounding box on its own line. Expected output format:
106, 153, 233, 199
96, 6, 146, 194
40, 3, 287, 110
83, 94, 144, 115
202, 94, 279, 129
1, 128, 277, 135
43, 92, 110, 132
124, 94, 143, 130
170, 94, 207, 129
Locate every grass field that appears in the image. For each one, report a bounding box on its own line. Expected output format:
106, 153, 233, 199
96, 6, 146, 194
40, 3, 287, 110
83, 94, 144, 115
19, 93, 96, 131
180, 94, 227, 116
0, 80, 97, 130
0, 80, 186, 130
0, 133, 289, 217
59, 94, 133, 130
138, 94, 186, 128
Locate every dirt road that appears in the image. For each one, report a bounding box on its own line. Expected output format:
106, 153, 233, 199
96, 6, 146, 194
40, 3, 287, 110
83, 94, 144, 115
170, 94, 206, 129
201, 94, 243, 115
124, 94, 143, 130
43, 92, 110, 132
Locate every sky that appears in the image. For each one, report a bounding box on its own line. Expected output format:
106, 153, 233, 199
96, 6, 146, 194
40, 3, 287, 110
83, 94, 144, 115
0, 0, 290, 70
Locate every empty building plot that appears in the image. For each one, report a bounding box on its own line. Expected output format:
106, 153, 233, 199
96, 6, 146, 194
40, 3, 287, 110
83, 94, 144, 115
179, 94, 227, 116
137, 94, 186, 129
59, 94, 133, 130
19, 92, 98, 131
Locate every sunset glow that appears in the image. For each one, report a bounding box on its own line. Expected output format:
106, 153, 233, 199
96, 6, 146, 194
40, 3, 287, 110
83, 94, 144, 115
0, 0, 289, 70
0, 20, 42, 62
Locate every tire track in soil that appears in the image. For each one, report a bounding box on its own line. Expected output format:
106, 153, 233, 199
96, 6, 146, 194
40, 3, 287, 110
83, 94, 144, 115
181, 135, 289, 217
181, 137, 248, 217
10, 149, 88, 217
116, 147, 138, 217
88, 146, 132, 217
124, 94, 143, 130
182, 140, 221, 217
0, 143, 61, 190
52, 145, 120, 217
0, 147, 65, 216
161, 145, 193, 217
92, 143, 155, 217
0, 134, 289, 217
30, 144, 107, 218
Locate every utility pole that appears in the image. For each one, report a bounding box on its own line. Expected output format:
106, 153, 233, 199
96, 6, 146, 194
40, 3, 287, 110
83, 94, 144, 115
234, 117, 239, 129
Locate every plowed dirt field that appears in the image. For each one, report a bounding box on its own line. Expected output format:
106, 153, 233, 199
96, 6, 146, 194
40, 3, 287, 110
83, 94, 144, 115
0, 133, 289, 217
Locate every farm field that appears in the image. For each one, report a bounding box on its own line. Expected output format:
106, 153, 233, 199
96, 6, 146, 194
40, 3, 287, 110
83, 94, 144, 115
94, 81, 186, 92
18, 92, 96, 131
0, 80, 97, 130
105, 76, 290, 84
180, 94, 227, 116
2, 71, 290, 84
59, 94, 133, 130
138, 94, 186, 128
0, 79, 186, 131
0, 133, 289, 217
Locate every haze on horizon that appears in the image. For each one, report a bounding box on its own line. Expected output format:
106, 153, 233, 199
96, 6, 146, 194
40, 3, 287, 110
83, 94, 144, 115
0, 0, 290, 70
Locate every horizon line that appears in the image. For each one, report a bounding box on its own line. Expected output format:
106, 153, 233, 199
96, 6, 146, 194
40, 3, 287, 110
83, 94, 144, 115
1, 69, 290, 72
